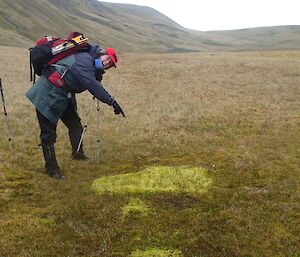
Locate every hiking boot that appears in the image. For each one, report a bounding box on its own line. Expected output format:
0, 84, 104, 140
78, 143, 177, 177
42, 144, 64, 179
45, 165, 64, 179
72, 150, 89, 160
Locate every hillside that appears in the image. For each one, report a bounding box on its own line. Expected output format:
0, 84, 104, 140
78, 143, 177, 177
0, 0, 299, 52
204, 25, 300, 50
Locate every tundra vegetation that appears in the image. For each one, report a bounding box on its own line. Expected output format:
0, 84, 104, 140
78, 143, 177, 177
0, 46, 299, 256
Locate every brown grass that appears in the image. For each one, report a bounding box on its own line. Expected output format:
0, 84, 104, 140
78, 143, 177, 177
0, 47, 299, 256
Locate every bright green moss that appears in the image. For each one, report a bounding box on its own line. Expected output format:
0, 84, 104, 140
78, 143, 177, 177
91, 166, 212, 195
129, 247, 182, 257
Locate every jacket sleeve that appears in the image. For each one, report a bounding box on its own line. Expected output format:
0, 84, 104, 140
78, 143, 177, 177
71, 53, 114, 105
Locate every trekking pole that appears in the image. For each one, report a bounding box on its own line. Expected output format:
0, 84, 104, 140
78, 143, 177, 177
96, 100, 101, 160
76, 96, 95, 153
0, 79, 12, 149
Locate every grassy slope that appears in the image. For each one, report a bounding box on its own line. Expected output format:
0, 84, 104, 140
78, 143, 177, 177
0, 47, 299, 256
0, 0, 207, 52
0, 0, 300, 51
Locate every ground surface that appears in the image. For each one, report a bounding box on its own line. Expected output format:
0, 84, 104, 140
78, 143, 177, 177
0, 47, 299, 256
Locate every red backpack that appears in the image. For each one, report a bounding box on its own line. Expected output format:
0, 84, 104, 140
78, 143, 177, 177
29, 32, 90, 82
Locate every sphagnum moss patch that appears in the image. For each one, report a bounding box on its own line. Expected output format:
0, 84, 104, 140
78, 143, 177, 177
91, 166, 212, 195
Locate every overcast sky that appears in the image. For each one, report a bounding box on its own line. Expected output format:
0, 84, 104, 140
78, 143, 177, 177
101, 0, 300, 31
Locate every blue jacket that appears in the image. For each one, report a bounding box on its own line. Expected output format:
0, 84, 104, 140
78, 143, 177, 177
26, 45, 114, 124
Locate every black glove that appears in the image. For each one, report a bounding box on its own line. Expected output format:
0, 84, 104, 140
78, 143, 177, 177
112, 100, 125, 117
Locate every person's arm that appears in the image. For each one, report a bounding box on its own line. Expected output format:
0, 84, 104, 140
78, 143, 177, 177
87, 81, 125, 117
86, 81, 114, 106
71, 53, 125, 117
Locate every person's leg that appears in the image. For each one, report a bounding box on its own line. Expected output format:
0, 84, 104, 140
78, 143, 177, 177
60, 102, 88, 160
36, 109, 63, 179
